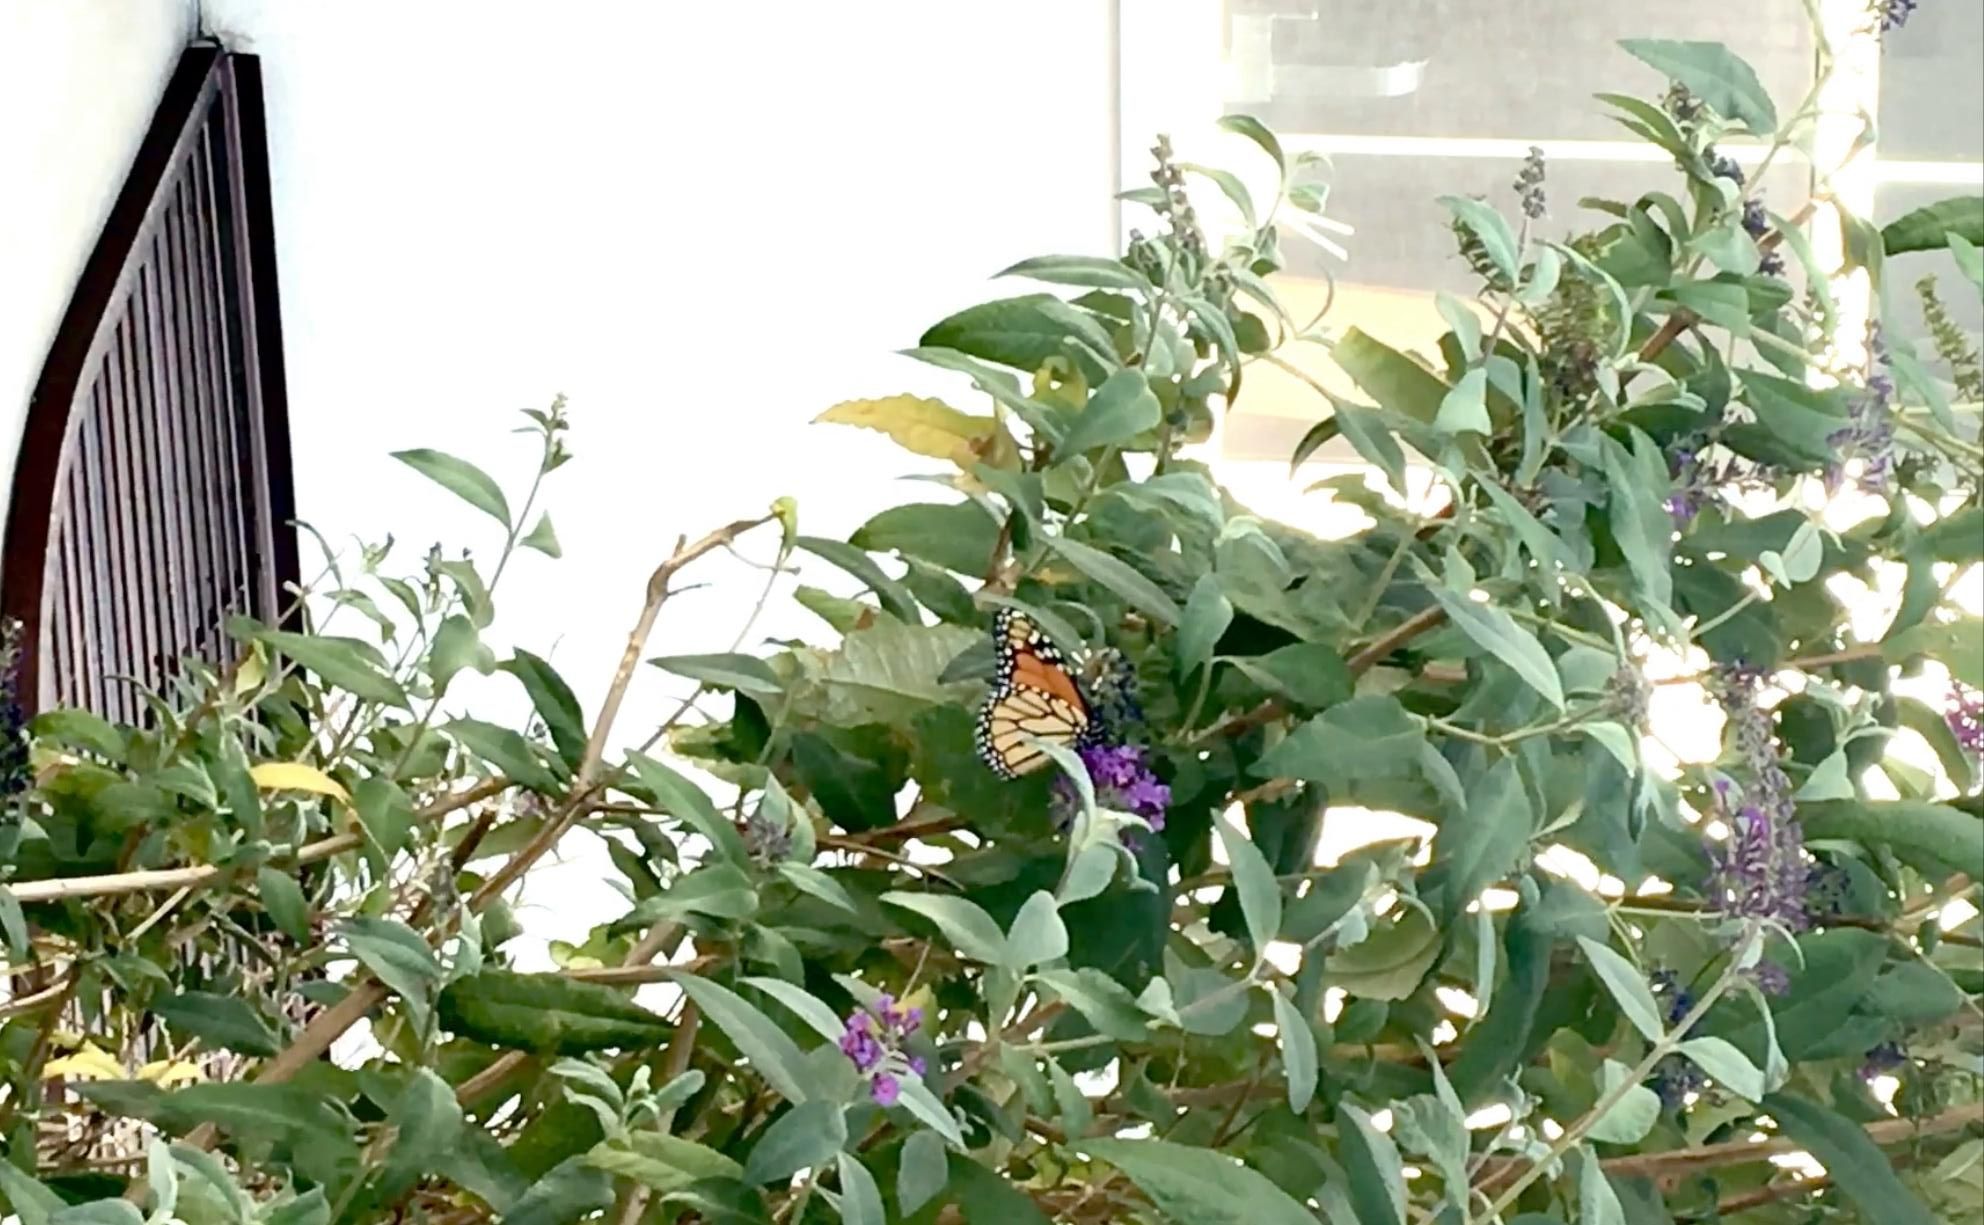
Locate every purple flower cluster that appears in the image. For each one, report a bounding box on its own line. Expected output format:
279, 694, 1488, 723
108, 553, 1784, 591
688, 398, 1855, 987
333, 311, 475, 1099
1704, 668, 1812, 931
1875, 0, 1919, 33
1515, 146, 1548, 221
1651, 1054, 1707, 1110
838, 994, 926, 1107
1649, 968, 1695, 1026
1860, 1039, 1908, 1080
1742, 198, 1786, 276
1948, 682, 1984, 757
1665, 443, 1781, 527
1828, 329, 1899, 495
1052, 743, 1171, 831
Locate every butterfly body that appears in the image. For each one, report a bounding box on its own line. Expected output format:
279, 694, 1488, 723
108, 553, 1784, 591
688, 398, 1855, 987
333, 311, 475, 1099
974, 609, 1099, 778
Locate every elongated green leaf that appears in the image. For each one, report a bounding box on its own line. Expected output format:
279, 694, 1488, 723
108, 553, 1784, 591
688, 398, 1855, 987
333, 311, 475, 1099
1440, 196, 1519, 282
380, 1069, 465, 1200
392, 447, 512, 526
1587, 1059, 1660, 1144
1177, 575, 1233, 679
1764, 1092, 1940, 1225
741, 976, 847, 1045
628, 752, 751, 866
1619, 39, 1778, 135
998, 254, 1149, 290
1800, 799, 1984, 880
1042, 536, 1181, 626
1080, 1138, 1320, 1225
1212, 812, 1282, 956
851, 501, 1001, 576
440, 969, 672, 1053
614, 864, 758, 931
258, 630, 409, 709
150, 992, 280, 1057
1058, 369, 1160, 457
503, 1155, 613, 1225
920, 294, 1115, 382
1602, 431, 1674, 609
1431, 755, 1535, 930
0, 1161, 64, 1225
1577, 937, 1666, 1044
342, 916, 441, 1021
647, 652, 783, 698
897, 1131, 950, 1217
795, 535, 920, 622
882, 892, 1008, 964
1428, 587, 1564, 709
836, 1151, 885, 1225
1881, 195, 1984, 255
445, 718, 560, 792
1033, 968, 1150, 1042
744, 1100, 846, 1184
1679, 1036, 1764, 1100
1338, 1104, 1408, 1225
1334, 328, 1450, 423
585, 1133, 742, 1193
671, 970, 817, 1103
1268, 987, 1317, 1113
501, 650, 588, 768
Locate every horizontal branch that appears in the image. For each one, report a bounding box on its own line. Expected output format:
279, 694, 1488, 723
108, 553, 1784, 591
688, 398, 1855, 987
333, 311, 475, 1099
7, 776, 511, 905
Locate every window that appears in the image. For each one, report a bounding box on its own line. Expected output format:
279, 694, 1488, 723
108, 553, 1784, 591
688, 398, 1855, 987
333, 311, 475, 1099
1118, 1, 1983, 467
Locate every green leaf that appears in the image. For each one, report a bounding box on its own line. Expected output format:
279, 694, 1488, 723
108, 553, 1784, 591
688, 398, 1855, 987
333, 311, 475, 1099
998, 254, 1149, 291
795, 535, 919, 623
1731, 370, 1851, 467
1576, 937, 1665, 1043
836, 1152, 885, 1225
628, 753, 751, 867
1181, 163, 1257, 229
504, 1155, 614, 1225
1252, 695, 1426, 787
1079, 1138, 1320, 1225
0, 886, 29, 961
150, 991, 280, 1057
743, 1100, 846, 1184
1330, 402, 1409, 493
520, 512, 562, 557
1587, 1059, 1661, 1144
1619, 39, 1777, 135
1763, 1092, 1940, 1225
49, 1202, 144, 1225
0, 1161, 64, 1225
1268, 987, 1317, 1113
438, 969, 672, 1053
1042, 536, 1181, 626
1602, 431, 1674, 609
1431, 755, 1535, 930
1428, 586, 1564, 709
1676, 1038, 1764, 1101
342, 916, 442, 1020
1883, 616, 1984, 691
257, 630, 409, 709
851, 502, 1000, 576
585, 1133, 743, 1193
380, 1069, 465, 1199
647, 653, 783, 698
919, 294, 1115, 382
502, 650, 588, 768
1213, 812, 1282, 956
1338, 1104, 1408, 1225
1334, 328, 1450, 423
1217, 113, 1285, 171
1435, 366, 1492, 435
815, 620, 980, 725
1228, 643, 1352, 710
1046, 1057, 1093, 1141
392, 447, 512, 526
896, 1131, 950, 1217
615, 864, 759, 930
445, 718, 560, 792
1800, 799, 1984, 880
1440, 197, 1519, 283
1177, 575, 1232, 678
1665, 280, 1750, 334
882, 892, 1009, 964
1577, 1147, 1627, 1225
738, 977, 846, 1045
1326, 907, 1442, 1002
1033, 968, 1150, 1041
1058, 369, 1160, 457
28, 708, 125, 759
902, 346, 1069, 445
1952, 231, 1984, 288
430, 614, 496, 686
1880, 195, 1984, 255
671, 970, 818, 1103
1003, 891, 1069, 970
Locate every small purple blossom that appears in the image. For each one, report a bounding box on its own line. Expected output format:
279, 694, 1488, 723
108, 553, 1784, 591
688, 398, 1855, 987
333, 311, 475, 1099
1704, 670, 1812, 931
838, 994, 925, 1105
1948, 682, 1984, 757
1651, 1054, 1707, 1110
1665, 443, 1782, 527
1742, 198, 1786, 276
1650, 968, 1695, 1026
1052, 743, 1171, 831
1748, 960, 1791, 996
1705, 148, 1745, 187
1828, 328, 1899, 495
1874, 0, 1918, 33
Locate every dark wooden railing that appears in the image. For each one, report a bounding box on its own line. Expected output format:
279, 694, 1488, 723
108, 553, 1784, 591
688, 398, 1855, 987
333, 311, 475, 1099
2, 47, 298, 721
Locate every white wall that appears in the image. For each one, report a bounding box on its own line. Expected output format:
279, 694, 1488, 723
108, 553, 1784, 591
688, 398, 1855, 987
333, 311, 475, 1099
199, 0, 1121, 961
0, 0, 198, 533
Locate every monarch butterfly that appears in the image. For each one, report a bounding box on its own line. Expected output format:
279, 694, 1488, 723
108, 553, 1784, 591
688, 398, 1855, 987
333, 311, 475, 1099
974, 609, 1099, 778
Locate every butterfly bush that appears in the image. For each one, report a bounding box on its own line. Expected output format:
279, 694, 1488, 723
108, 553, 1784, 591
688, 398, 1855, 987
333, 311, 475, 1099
1052, 742, 1171, 831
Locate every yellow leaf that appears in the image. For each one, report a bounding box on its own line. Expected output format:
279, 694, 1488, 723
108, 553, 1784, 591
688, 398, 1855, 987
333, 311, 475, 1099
138, 1058, 206, 1087
45, 1042, 126, 1082
815, 395, 1011, 470
250, 762, 350, 802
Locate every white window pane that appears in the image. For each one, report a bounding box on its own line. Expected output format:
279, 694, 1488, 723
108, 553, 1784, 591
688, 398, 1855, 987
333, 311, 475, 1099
1878, 4, 1984, 162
